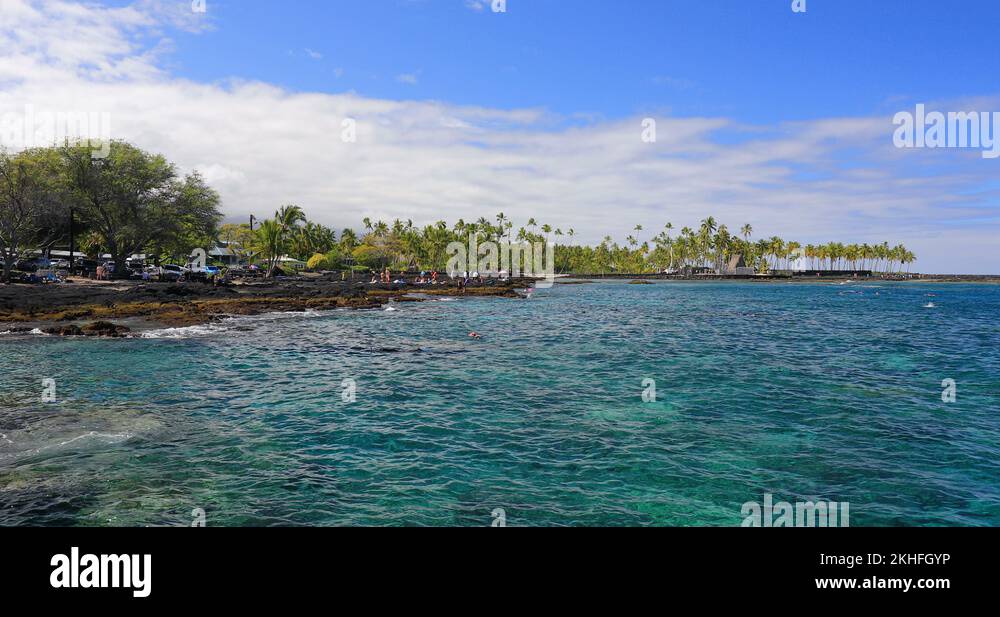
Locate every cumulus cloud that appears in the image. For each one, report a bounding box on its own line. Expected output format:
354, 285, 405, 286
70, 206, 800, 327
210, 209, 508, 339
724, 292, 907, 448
0, 0, 998, 272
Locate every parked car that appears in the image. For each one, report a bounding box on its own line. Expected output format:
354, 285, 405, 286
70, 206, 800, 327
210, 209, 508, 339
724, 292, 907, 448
186, 263, 219, 275
159, 264, 190, 281
77, 259, 99, 277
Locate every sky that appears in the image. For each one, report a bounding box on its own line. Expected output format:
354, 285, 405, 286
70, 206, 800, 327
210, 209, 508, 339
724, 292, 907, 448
1, 0, 999, 272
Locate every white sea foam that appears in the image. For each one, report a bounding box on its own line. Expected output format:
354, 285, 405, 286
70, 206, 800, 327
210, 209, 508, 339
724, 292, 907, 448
141, 309, 327, 338
141, 324, 219, 339
0, 328, 51, 336
1, 328, 52, 336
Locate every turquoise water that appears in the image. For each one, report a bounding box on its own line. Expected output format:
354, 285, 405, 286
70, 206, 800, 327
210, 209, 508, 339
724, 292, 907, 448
1, 281, 999, 526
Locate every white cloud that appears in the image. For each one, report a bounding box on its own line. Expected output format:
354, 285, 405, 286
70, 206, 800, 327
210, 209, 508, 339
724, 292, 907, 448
0, 0, 998, 273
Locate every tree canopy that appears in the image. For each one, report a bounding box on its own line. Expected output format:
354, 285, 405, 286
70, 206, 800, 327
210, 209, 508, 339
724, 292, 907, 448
61, 141, 221, 271
0, 148, 68, 283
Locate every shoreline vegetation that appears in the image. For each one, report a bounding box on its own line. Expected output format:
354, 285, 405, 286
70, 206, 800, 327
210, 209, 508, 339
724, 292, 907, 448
2, 141, 921, 281
0, 139, 994, 337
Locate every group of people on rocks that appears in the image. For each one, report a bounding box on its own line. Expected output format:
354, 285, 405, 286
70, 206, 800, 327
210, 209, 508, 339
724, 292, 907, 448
369, 268, 441, 285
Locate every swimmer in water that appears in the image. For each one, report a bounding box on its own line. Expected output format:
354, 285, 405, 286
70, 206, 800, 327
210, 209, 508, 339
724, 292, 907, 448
469, 331, 482, 339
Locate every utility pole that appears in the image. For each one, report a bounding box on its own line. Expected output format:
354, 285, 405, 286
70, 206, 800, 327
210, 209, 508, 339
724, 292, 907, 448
68, 207, 75, 275
248, 215, 257, 270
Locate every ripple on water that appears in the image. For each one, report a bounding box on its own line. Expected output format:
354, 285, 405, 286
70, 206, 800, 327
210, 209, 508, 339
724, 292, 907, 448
1, 281, 999, 526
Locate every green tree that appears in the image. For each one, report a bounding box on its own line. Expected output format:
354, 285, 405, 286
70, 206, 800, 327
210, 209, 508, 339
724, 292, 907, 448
255, 219, 285, 276
62, 141, 221, 276
153, 172, 223, 263
307, 253, 330, 271
0, 148, 67, 283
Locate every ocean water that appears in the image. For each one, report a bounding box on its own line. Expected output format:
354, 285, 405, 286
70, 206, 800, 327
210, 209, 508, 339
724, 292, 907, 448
1, 281, 998, 527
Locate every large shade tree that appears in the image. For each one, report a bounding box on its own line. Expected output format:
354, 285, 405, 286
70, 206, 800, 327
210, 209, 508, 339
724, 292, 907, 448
61, 141, 221, 275
0, 148, 68, 283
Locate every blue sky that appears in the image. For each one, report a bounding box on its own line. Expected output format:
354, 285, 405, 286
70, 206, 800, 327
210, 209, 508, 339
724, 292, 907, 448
152, 0, 1000, 124
2, 0, 1000, 272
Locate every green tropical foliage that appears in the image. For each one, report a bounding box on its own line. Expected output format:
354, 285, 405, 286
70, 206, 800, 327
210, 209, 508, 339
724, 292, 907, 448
0, 142, 918, 280
247, 210, 916, 277
245, 209, 916, 277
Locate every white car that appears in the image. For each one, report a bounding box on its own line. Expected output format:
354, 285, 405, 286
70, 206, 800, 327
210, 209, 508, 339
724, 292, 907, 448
158, 264, 190, 281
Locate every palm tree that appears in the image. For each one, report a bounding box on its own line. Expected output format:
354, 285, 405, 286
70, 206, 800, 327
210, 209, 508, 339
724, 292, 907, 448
786, 240, 802, 271
276, 205, 305, 232
475, 216, 492, 241
340, 228, 358, 252
697, 217, 717, 268
232, 208, 917, 278
555, 228, 563, 270
805, 244, 816, 270
255, 219, 284, 277
255, 205, 307, 272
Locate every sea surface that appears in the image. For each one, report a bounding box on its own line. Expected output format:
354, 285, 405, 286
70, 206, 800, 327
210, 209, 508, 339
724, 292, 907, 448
1, 281, 998, 526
